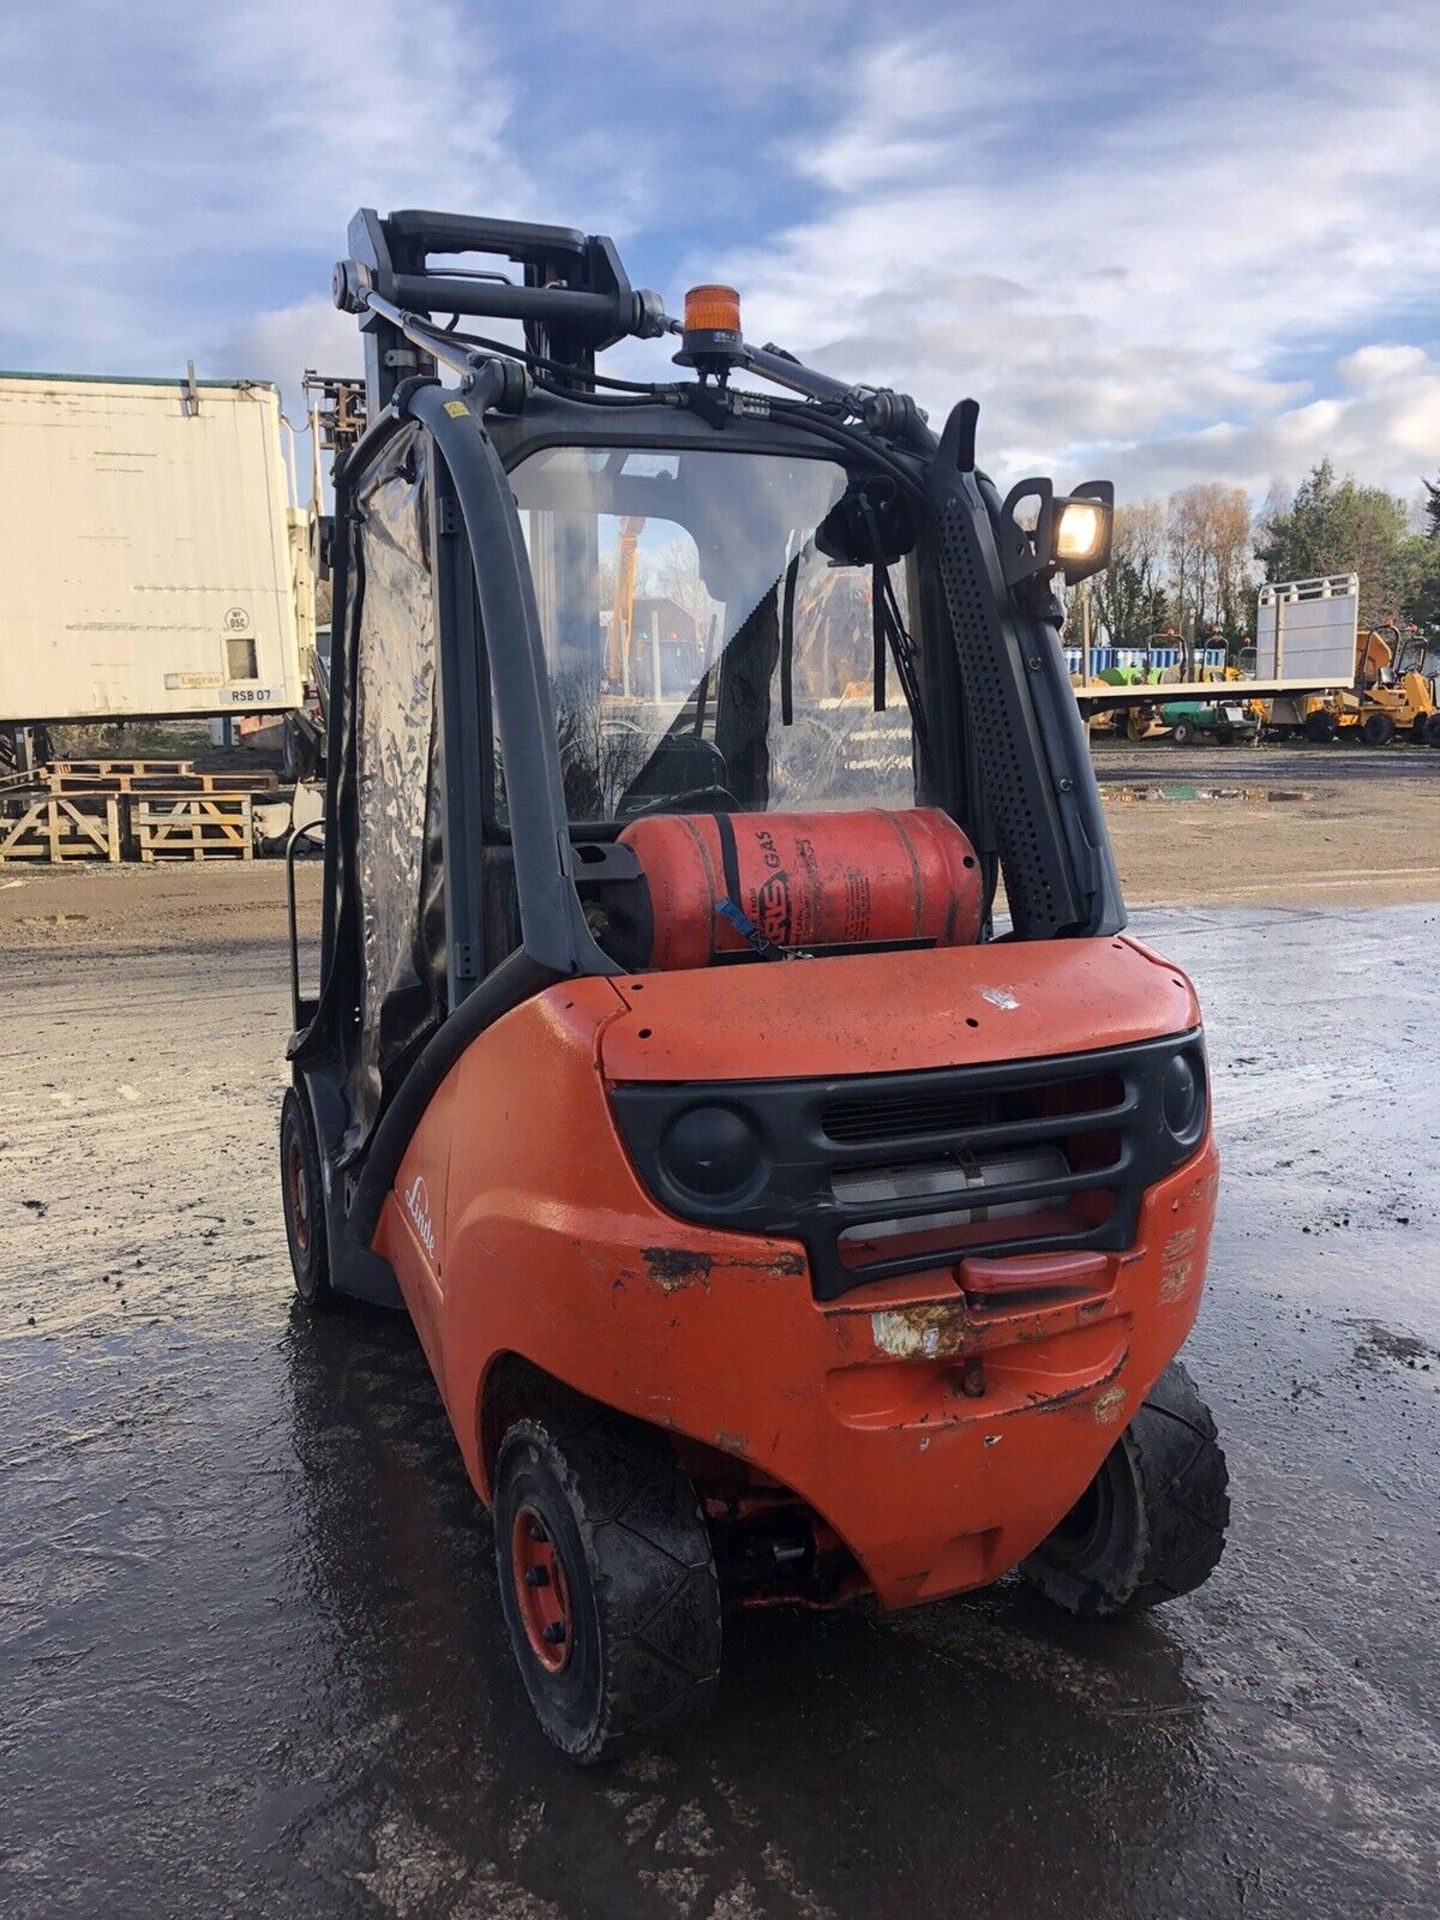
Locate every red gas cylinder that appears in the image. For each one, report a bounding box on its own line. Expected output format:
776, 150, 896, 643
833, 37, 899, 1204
617, 808, 983, 971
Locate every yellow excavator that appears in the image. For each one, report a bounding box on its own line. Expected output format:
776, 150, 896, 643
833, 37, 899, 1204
1301, 623, 1440, 746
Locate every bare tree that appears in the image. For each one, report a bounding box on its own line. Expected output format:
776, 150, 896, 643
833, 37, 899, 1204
1167, 484, 1252, 637
1091, 500, 1169, 646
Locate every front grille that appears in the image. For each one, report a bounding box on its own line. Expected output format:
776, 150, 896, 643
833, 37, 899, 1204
819, 1069, 1124, 1146
821, 1087, 1002, 1142
610, 1032, 1206, 1302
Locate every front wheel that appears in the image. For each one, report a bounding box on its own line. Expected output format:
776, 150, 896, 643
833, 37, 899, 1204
1360, 710, 1396, 748
1021, 1359, 1229, 1617
494, 1411, 721, 1764
1170, 721, 1194, 746
1303, 710, 1335, 744
280, 1086, 333, 1308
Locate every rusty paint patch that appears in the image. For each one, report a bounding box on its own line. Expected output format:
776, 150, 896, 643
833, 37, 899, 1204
871, 1300, 972, 1361
643, 1246, 804, 1293
1159, 1257, 1195, 1303
1163, 1224, 1198, 1261
730, 1250, 806, 1278
1005, 1347, 1129, 1418
643, 1248, 713, 1292
1093, 1385, 1128, 1425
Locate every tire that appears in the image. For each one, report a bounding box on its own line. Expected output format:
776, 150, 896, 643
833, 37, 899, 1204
281, 713, 318, 785
280, 1086, 333, 1308
1303, 710, 1334, 744
1411, 715, 1430, 743
1360, 711, 1396, 748
1021, 1359, 1229, 1618
1171, 721, 1193, 746
1424, 713, 1440, 749
494, 1411, 721, 1764
1213, 723, 1234, 747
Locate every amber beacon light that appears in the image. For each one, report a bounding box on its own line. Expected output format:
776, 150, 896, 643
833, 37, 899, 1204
674, 284, 745, 372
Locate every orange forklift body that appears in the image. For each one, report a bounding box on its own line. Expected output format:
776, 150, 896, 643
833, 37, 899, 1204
374, 935, 1216, 1608
285, 204, 1230, 1754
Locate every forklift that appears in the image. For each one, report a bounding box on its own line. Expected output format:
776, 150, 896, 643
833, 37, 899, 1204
281, 207, 1229, 1762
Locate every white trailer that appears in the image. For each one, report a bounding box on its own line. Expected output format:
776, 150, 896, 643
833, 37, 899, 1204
1255, 574, 1357, 709
1254, 575, 1359, 731
0, 372, 309, 744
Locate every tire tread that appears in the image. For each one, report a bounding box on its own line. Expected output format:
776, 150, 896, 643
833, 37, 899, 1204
1022, 1359, 1229, 1618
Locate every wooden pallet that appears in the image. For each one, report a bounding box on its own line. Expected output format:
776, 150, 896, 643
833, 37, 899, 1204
45, 762, 278, 796
132, 795, 254, 861
50, 756, 195, 778
0, 796, 121, 863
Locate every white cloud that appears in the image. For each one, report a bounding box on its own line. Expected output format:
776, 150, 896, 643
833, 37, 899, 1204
9, 0, 1440, 509
695, 5, 1440, 500
3, 0, 561, 373
217, 294, 363, 429
1110, 346, 1440, 499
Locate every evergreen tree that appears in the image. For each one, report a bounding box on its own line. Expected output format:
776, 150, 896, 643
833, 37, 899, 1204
1255, 460, 1418, 628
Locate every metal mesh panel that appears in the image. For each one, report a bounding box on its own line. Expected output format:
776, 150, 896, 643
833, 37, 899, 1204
929, 485, 1062, 935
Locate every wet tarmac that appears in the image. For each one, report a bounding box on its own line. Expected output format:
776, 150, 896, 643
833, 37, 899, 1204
2, 903, 1438, 1919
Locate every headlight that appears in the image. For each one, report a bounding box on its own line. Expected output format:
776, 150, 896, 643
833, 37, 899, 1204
998, 477, 1114, 587
1161, 1045, 1208, 1149
1055, 500, 1105, 564
659, 1104, 768, 1202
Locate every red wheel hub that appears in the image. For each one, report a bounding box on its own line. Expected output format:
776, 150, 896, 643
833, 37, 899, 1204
511, 1507, 573, 1673
286, 1137, 311, 1254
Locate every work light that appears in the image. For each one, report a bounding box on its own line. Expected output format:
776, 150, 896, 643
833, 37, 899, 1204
998, 478, 1115, 588
1055, 500, 1106, 564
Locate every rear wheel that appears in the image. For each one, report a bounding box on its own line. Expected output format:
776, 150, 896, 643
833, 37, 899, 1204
1170, 720, 1194, 746
494, 1411, 721, 1764
1303, 709, 1335, 744
1021, 1359, 1229, 1617
280, 1086, 332, 1308
1361, 710, 1396, 748
1213, 722, 1234, 746
1424, 713, 1440, 748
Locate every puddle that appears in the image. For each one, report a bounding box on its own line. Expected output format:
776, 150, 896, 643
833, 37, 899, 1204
1103, 785, 1314, 805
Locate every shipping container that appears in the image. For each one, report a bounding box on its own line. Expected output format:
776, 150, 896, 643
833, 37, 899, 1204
0, 372, 309, 727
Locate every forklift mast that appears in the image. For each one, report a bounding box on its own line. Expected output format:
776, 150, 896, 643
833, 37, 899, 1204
337, 208, 670, 413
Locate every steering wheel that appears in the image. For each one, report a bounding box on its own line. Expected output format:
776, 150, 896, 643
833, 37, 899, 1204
619, 784, 744, 820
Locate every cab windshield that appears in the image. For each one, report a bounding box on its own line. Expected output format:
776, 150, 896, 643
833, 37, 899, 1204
505, 444, 919, 824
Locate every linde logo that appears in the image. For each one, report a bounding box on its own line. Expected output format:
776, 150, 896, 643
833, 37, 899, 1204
404, 1174, 436, 1258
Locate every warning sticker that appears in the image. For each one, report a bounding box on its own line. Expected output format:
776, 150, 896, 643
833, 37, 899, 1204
443, 398, 470, 418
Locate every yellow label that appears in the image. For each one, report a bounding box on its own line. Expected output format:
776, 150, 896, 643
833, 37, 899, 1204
443, 398, 469, 418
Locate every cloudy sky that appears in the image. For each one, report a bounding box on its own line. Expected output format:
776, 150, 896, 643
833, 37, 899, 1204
6, 0, 1439, 504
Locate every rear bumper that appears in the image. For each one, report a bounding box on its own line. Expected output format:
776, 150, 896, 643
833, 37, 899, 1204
607, 1138, 1219, 1608
412, 952, 1220, 1609
440, 1109, 1217, 1606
